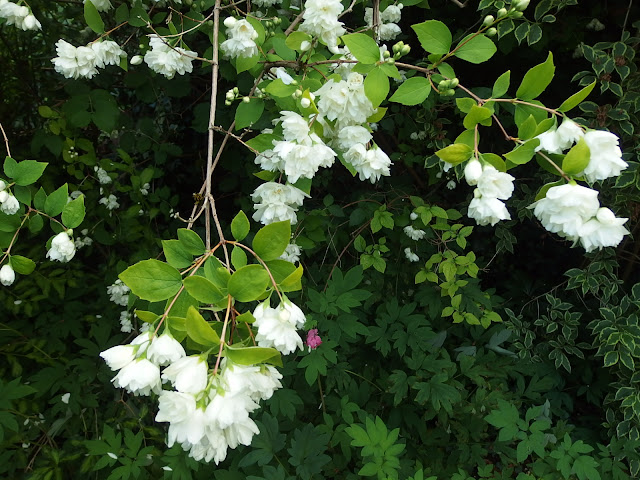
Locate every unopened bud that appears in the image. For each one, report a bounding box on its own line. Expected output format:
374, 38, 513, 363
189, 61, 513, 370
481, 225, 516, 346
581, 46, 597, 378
383, 50, 391, 58
511, 11, 524, 18
386, 57, 395, 64
446, 89, 456, 96
265, 21, 272, 28
483, 15, 495, 26
293, 90, 302, 98
130, 55, 143, 65
223, 17, 237, 28
300, 41, 311, 51
401, 45, 411, 55
486, 27, 497, 37
392, 41, 403, 53
449, 78, 459, 88
300, 98, 311, 108
242, 96, 250, 103
226, 91, 234, 100
233, 87, 239, 94
516, 0, 530, 9
225, 100, 232, 106
497, 8, 508, 17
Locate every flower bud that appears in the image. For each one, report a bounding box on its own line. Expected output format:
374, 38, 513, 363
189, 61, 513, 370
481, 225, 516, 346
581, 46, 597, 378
23, 14, 40, 30
483, 15, 495, 26
0, 191, 8, 203
511, 11, 524, 18
0, 264, 15, 286
265, 21, 272, 28
300, 41, 311, 51
225, 100, 232, 106
300, 98, 311, 108
401, 45, 411, 55
233, 87, 239, 94
486, 27, 497, 37
383, 50, 391, 59
392, 41, 403, 53
438, 80, 448, 90
449, 78, 459, 88
242, 96, 250, 103
464, 159, 483, 186
130, 55, 143, 65
226, 90, 234, 100
386, 57, 396, 64
497, 8, 508, 17
0, 180, 5, 192
446, 89, 456, 96
223, 17, 237, 28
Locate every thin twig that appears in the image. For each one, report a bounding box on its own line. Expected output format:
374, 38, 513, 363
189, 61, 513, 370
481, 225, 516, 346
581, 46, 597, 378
0, 122, 11, 158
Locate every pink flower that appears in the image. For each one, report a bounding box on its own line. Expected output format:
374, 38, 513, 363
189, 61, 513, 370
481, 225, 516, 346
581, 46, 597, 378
305, 329, 322, 350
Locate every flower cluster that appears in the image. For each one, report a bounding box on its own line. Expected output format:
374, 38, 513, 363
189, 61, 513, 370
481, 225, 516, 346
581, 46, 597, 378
0, 180, 19, 215
253, 298, 306, 355
251, 182, 308, 225
0, 1, 40, 31
144, 35, 196, 80
316, 73, 375, 127
530, 183, 629, 252
52, 39, 124, 79
221, 18, 258, 59
300, 0, 345, 48
47, 231, 76, 263
535, 119, 628, 182
464, 160, 515, 226
365, 3, 404, 41
107, 279, 131, 306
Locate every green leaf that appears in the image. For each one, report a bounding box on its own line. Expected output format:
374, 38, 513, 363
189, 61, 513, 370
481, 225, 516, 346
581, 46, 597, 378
280, 264, 303, 292
562, 138, 590, 175
518, 115, 538, 140
412, 20, 452, 55
236, 311, 255, 323
162, 239, 193, 269
10, 255, 35, 275
62, 195, 85, 228
435, 143, 473, 165
557, 81, 596, 112
463, 104, 493, 129
231, 245, 248, 269
389, 77, 432, 106
253, 220, 290, 261
492, 70, 511, 98
504, 139, 540, 165
341, 33, 380, 64
265, 79, 298, 98
225, 344, 282, 367
364, 67, 389, 108
84, 0, 105, 34
453, 34, 497, 64
44, 184, 68, 217
247, 133, 278, 153
135, 310, 159, 323
33, 187, 46, 210
4, 158, 47, 186
177, 228, 205, 256
516, 52, 555, 100
119, 259, 182, 302
285, 31, 313, 51
235, 98, 264, 130
228, 264, 270, 302
186, 306, 220, 347
604, 351, 619, 367
231, 211, 250, 241
182, 276, 225, 304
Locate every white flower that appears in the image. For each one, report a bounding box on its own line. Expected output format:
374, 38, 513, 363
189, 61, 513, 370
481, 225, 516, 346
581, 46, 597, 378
140, 183, 150, 195
100, 345, 137, 370
162, 355, 208, 393
85, 0, 112, 12
280, 243, 301, 263
476, 166, 515, 200
0, 194, 19, 215
205, 389, 258, 430
221, 19, 258, 59
113, 358, 161, 395
335, 126, 372, 151
0, 180, 5, 192
410, 212, 418, 220
52, 40, 99, 79
147, 333, 186, 366
252, 182, 308, 225
446, 180, 457, 190
0, 2, 38, 30
91, 40, 124, 68
47, 232, 76, 262
315, 74, 376, 126
582, 130, 627, 182
556, 118, 584, 150
107, 279, 130, 306
221, 360, 283, 401
300, 0, 345, 47
404, 225, 426, 240
404, 248, 419, 262
468, 191, 511, 226
381, 4, 403, 23
534, 129, 563, 154
144, 35, 196, 80
61, 392, 71, 404
99, 194, 119, 210
463, 159, 483, 186
253, 302, 303, 355
529, 183, 600, 241
379, 23, 402, 41
254, 149, 282, 172
345, 144, 392, 183
280, 111, 310, 143
578, 207, 629, 252
278, 298, 306, 328
130, 55, 143, 65
22, 14, 41, 31
272, 67, 294, 85
272, 138, 336, 183
119, 311, 133, 333
0, 264, 15, 286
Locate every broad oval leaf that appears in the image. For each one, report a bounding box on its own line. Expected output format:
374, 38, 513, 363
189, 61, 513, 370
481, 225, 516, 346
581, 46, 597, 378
453, 34, 497, 64
253, 221, 290, 261
341, 33, 381, 64
178, 228, 205, 256
231, 211, 250, 241
228, 264, 270, 302
62, 195, 85, 229
435, 143, 473, 165
562, 138, 590, 175
516, 52, 555, 101
163, 239, 193, 269
186, 306, 220, 347
225, 344, 282, 366
119, 259, 182, 302
364, 67, 389, 108
389, 77, 432, 106
411, 20, 452, 55
182, 275, 225, 304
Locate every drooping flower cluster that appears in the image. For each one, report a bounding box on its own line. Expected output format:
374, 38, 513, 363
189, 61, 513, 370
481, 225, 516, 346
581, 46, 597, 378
535, 119, 628, 182
316, 73, 376, 127
464, 160, 515, 226
251, 182, 308, 225
47, 231, 76, 263
299, 0, 345, 48
144, 35, 196, 79
529, 183, 629, 252
107, 279, 131, 306
364, 3, 404, 41
221, 18, 258, 59
253, 298, 306, 355
0, 1, 41, 31
0, 180, 19, 215
52, 39, 124, 79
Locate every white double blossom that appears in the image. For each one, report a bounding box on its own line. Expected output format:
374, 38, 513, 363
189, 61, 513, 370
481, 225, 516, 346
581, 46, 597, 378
253, 299, 306, 355
344, 144, 392, 183
107, 279, 130, 306
47, 231, 76, 263
315, 73, 376, 126
0, 189, 19, 215
0, 1, 41, 31
144, 35, 196, 79
221, 18, 258, 59
280, 243, 301, 263
52, 39, 124, 79
300, 0, 345, 47
465, 163, 515, 226
365, 3, 404, 41
404, 248, 419, 262
251, 182, 308, 225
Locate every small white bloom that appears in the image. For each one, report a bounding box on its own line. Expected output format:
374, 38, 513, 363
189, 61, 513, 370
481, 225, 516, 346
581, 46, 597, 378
468, 190, 511, 226
144, 35, 196, 80
280, 243, 301, 263
476, 166, 515, 200
51, 40, 99, 79
0, 264, 15, 286
463, 159, 483, 186
582, 130, 628, 182
99, 194, 119, 210
446, 180, 457, 190
579, 207, 629, 252
300, 0, 345, 47
315, 74, 376, 126
112, 358, 161, 396
91, 40, 124, 68
272, 67, 294, 85
252, 182, 309, 225
556, 118, 584, 150
47, 231, 76, 262
335, 126, 372, 151
100, 344, 136, 371
221, 19, 259, 59
107, 279, 130, 306
162, 355, 208, 393
404, 225, 426, 241
119, 311, 133, 333
253, 302, 303, 355
410, 212, 418, 220
85, 0, 112, 12
130, 55, 143, 66
146, 333, 186, 366
404, 248, 419, 262
61, 393, 71, 404
0, 194, 19, 215
534, 129, 563, 154
140, 183, 150, 195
